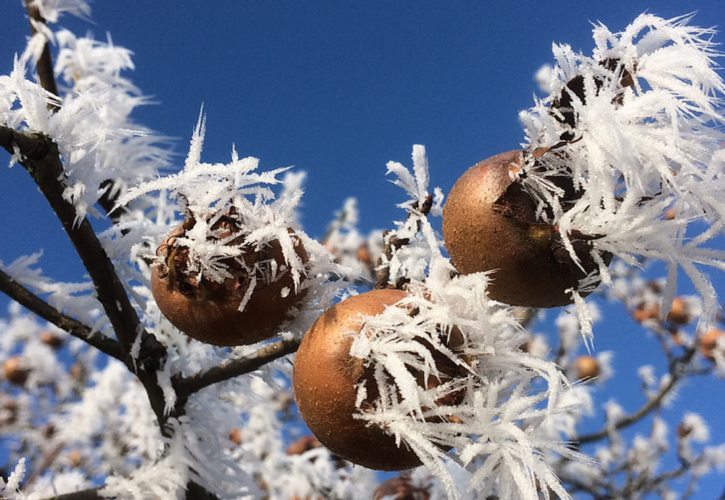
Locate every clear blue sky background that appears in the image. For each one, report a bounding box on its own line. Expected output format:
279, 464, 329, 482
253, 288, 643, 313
1, 1, 724, 497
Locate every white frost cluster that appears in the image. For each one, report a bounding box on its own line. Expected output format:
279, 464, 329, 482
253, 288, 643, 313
118, 113, 349, 303
519, 14, 725, 319
349, 147, 583, 499
0, 20, 169, 222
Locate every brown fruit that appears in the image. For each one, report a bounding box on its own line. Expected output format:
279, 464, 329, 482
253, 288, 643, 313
373, 476, 430, 500
666, 297, 690, 325
228, 428, 242, 445
3, 357, 29, 386
443, 151, 603, 307
152, 220, 308, 346
699, 329, 723, 361
286, 435, 321, 455
294, 289, 466, 471
68, 449, 83, 467
573, 355, 600, 380
632, 305, 659, 323
39, 330, 64, 349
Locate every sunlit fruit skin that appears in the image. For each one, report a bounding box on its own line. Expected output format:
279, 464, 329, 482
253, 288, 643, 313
293, 289, 423, 471
573, 355, 600, 380
442, 150, 601, 307
152, 228, 308, 346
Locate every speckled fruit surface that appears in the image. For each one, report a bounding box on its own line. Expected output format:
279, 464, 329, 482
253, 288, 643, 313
442, 150, 599, 307
292, 288, 423, 471
152, 232, 308, 346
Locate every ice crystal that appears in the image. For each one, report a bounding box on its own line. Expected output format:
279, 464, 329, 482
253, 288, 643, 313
519, 14, 725, 319
347, 146, 582, 498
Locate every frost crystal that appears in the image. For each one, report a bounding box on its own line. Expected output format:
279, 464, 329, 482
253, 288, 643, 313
348, 147, 582, 499
519, 14, 725, 318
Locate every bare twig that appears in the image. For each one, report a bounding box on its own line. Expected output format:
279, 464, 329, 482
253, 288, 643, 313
575, 347, 697, 445
0, 269, 128, 365
175, 336, 300, 399
23, 0, 60, 111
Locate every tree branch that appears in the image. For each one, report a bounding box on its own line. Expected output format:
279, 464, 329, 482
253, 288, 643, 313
23, 0, 60, 111
0, 126, 173, 434
0, 127, 147, 356
0, 269, 128, 365
43, 488, 101, 500
574, 347, 697, 445
175, 336, 300, 399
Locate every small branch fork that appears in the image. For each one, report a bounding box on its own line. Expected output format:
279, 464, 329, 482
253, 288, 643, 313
1, 12, 298, 498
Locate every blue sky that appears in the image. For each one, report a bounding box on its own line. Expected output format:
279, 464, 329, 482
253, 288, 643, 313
1, 1, 724, 496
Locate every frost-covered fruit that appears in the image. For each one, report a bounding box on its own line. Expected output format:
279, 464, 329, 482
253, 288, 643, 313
699, 329, 723, 361
573, 355, 600, 380
3, 357, 29, 386
442, 150, 604, 307
294, 289, 466, 471
152, 221, 308, 346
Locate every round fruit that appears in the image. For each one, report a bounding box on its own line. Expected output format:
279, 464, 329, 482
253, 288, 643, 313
286, 435, 321, 455
699, 328, 723, 361
228, 428, 242, 445
39, 330, 64, 349
373, 476, 430, 500
293, 289, 466, 471
666, 297, 690, 325
3, 357, 29, 386
573, 355, 600, 380
442, 150, 603, 307
152, 218, 308, 346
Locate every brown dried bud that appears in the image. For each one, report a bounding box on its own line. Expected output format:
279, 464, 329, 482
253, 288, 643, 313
68, 449, 83, 467
666, 297, 690, 325
373, 476, 430, 500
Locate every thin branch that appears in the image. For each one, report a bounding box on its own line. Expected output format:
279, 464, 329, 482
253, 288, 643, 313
175, 336, 300, 399
0, 127, 146, 355
0, 127, 172, 434
42, 488, 101, 500
574, 347, 697, 445
0, 269, 128, 364
23, 0, 60, 111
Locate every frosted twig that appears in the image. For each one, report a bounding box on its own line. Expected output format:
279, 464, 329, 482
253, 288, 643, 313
23, 0, 60, 110
174, 336, 301, 398
0, 268, 128, 364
